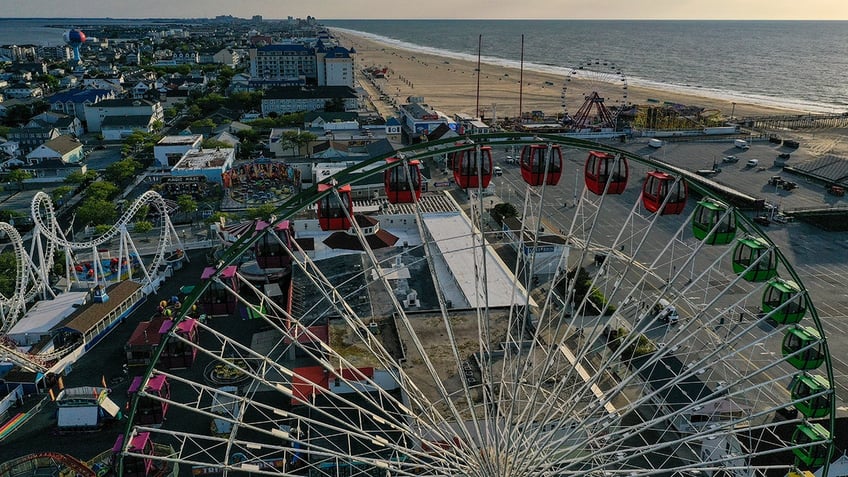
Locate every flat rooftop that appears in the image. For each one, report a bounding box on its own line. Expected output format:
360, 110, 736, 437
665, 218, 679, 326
157, 134, 202, 146
173, 148, 233, 170
423, 214, 535, 309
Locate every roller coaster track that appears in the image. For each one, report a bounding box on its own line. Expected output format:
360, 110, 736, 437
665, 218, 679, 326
31, 190, 179, 283
0, 222, 30, 334
0, 451, 96, 477
0, 191, 180, 372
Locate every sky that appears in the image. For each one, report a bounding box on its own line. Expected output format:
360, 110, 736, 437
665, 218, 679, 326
0, 0, 846, 20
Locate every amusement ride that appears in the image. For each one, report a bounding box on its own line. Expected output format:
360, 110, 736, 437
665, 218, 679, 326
116, 133, 834, 477
561, 59, 629, 131
0, 190, 183, 373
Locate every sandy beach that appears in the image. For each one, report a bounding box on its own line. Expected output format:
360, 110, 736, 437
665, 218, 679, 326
333, 29, 801, 121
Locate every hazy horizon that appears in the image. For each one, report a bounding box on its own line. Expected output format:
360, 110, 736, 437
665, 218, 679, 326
0, 0, 846, 21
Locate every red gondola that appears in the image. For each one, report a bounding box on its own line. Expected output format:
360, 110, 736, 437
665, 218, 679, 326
127, 374, 170, 427
384, 157, 422, 203
452, 146, 493, 189
199, 266, 238, 316
160, 318, 199, 369
521, 144, 563, 186
255, 220, 292, 269
642, 171, 688, 215
585, 151, 628, 195
317, 183, 353, 231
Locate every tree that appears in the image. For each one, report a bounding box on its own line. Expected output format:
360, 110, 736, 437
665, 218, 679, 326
491, 202, 518, 225
205, 210, 230, 225
77, 197, 117, 226
84, 181, 120, 201
51, 185, 75, 204
176, 194, 197, 215
201, 139, 233, 149
64, 170, 97, 185
104, 157, 143, 186
190, 118, 216, 130
245, 204, 277, 220
133, 220, 154, 233
0, 251, 16, 296
7, 169, 32, 191
283, 130, 317, 157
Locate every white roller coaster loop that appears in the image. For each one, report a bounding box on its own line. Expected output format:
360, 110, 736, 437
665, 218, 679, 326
30, 190, 182, 290
0, 190, 182, 371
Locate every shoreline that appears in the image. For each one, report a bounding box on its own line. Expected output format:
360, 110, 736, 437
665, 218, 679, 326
332, 27, 820, 119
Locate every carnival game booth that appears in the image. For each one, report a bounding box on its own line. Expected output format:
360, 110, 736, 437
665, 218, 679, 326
127, 374, 170, 427
198, 266, 238, 317
157, 318, 199, 369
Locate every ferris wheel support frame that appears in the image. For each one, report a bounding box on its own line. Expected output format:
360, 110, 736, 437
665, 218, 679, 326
123, 133, 836, 477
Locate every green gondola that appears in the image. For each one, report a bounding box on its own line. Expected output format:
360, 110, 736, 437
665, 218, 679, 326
763, 278, 807, 324
782, 326, 825, 370
791, 422, 831, 469
791, 374, 832, 418
732, 236, 777, 282
692, 198, 736, 245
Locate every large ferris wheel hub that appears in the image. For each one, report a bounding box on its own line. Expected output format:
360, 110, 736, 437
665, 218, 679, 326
123, 136, 834, 477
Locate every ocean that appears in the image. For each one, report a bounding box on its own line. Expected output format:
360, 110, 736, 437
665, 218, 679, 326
323, 20, 848, 114
2, 18, 845, 114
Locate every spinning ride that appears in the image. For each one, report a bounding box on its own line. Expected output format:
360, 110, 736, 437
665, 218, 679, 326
123, 135, 834, 477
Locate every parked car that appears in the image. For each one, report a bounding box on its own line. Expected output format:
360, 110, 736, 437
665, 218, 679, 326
746, 159, 759, 167
722, 155, 738, 163
778, 152, 791, 159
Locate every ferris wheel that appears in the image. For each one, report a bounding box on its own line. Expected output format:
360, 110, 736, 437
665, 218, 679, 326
561, 59, 629, 130
122, 135, 834, 477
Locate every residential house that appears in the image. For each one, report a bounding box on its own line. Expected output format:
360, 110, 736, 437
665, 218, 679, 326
208, 131, 240, 154
81, 78, 124, 95
23, 158, 87, 182
48, 88, 116, 123
131, 81, 153, 99
32, 111, 84, 137
4, 84, 44, 99
261, 86, 357, 116
84, 98, 164, 132
7, 124, 60, 154
100, 115, 156, 140
173, 51, 199, 64
0, 138, 20, 158
213, 48, 242, 67
303, 111, 359, 130
26, 135, 84, 164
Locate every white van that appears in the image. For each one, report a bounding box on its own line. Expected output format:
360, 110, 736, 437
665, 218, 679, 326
493, 166, 503, 176
734, 139, 750, 150
648, 138, 663, 148
653, 299, 680, 324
